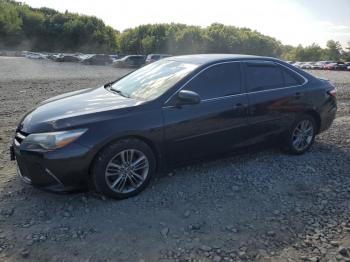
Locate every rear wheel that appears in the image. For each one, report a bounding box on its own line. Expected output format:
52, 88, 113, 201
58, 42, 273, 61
285, 115, 316, 155
92, 139, 156, 199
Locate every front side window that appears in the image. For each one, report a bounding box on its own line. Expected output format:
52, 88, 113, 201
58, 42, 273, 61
184, 63, 242, 99
111, 60, 198, 101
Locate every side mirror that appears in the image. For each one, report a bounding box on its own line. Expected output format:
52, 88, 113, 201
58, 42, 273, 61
176, 90, 201, 106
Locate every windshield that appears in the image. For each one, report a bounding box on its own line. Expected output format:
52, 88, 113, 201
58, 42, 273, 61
110, 60, 198, 101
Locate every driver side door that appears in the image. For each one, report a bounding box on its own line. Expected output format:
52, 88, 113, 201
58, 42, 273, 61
162, 62, 249, 166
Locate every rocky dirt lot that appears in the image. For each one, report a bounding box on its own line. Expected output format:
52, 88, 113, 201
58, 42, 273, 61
0, 57, 349, 262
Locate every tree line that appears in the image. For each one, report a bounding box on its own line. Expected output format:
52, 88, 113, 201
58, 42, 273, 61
282, 41, 350, 62
0, 0, 118, 52
1, 0, 349, 61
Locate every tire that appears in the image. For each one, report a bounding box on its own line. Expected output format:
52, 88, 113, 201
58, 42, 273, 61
284, 114, 317, 155
91, 138, 156, 199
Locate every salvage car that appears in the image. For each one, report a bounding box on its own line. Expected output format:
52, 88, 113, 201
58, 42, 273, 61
113, 55, 145, 68
332, 62, 349, 71
11, 54, 337, 199
81, 54, 114, 65
145, 54, 172, 64
300, 62, 313, 69
54, 54, 82, 63
311, 62, 325, 70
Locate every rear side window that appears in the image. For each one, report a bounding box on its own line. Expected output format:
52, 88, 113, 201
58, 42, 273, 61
281, 67, 304, 86
129, 57, 143, 63
246, 63, 284, 92
185, 63, 241, 99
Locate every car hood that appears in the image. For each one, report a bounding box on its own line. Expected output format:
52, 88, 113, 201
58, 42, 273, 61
19, 86, 143, 133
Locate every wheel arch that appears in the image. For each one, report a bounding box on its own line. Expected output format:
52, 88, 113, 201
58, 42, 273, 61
88, 135, 163, 179
303, 109, 321, 134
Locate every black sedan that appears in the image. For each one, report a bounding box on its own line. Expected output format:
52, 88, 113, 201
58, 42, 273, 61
11, 54, 337, 199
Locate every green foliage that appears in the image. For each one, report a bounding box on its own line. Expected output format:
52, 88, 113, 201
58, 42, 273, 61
325, 40, 342, 61
175, 26, 207, 54
281, 41, 350, 62
0, 0, 349, 61
282, 44, 324, 61
0, 0, 22, 46
342, 42, 350, 61
0, 0, 118, 52
117, 23, 283, 56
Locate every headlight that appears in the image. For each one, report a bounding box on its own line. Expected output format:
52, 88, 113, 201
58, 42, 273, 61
22, 129, 87, 151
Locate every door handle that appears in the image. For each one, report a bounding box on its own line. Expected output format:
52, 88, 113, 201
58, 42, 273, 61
233, 103, 246, 109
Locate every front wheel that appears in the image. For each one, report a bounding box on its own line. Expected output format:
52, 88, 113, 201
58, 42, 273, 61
91, 139, 156, 199
285, 115, 317, 155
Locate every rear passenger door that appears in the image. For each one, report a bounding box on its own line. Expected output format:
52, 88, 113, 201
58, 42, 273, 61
163, 62, 249, 165
243, 61, 306, 141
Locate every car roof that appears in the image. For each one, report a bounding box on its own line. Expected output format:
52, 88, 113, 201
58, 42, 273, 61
165, 54, 316, 82
165, 54, 279, 65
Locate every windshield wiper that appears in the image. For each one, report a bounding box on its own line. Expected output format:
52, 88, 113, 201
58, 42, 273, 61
109, 88, 130, 98
104, 81, 114, 88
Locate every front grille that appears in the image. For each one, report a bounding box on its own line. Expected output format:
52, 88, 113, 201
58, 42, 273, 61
14, 131, 28, 146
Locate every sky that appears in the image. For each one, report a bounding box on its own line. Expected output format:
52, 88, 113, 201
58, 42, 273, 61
21, 0, 350, 48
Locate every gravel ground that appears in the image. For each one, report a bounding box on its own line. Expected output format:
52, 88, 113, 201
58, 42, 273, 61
0, 57, 349, 262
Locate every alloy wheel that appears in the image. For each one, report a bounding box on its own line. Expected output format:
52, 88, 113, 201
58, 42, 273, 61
105, 149, 149, 194
292, 120, 314, 151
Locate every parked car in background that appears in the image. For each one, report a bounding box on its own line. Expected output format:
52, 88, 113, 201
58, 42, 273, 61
324, 63, 338, 70
25, 52, 46, 59
292, 62, 303, 68
145, 54, 172, 64
46, 53, 60, 61
113, 55, 146, 68
11, 54, 337, 199
332, 62, 348, 71
322, 61, 335, 70
109, 55, 119, 61
312, 62, 325, 70
300, 62, 313, 69
55, 54, 82, 63
82, 54, 114, 65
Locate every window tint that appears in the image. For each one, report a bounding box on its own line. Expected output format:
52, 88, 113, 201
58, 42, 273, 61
281, 67, 304, 86
246, 63, 284, 92
185, 63, 241, 99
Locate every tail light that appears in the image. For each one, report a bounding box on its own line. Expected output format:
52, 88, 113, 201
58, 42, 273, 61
328, 88, 337, 97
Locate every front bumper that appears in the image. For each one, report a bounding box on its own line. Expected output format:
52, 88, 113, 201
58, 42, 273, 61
11, 139, 92, 192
